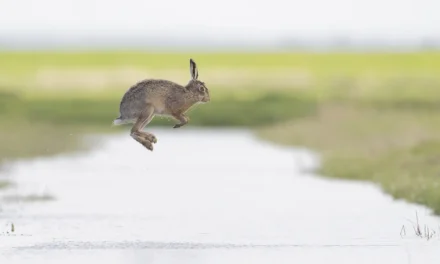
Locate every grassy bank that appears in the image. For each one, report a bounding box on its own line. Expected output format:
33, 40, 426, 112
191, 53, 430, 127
259, 104, 440, 214
1, 51, 440, 215
1, 91, 314, 127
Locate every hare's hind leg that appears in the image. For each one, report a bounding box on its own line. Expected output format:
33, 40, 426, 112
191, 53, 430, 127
130, 105, 157, 151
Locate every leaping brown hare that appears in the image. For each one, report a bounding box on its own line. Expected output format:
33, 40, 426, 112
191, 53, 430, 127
112, 59, 210, 151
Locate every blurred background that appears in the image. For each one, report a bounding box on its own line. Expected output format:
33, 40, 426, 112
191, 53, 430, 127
0, 0, 440, 213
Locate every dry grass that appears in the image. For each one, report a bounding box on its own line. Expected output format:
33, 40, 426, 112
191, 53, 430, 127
0, 67, 314, 92
401, 211, 439, 240
0, 222, 15, 235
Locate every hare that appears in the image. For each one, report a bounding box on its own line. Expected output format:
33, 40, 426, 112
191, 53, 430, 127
112, 59, 210, 151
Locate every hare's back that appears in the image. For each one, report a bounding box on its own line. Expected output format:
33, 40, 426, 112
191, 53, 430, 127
118, 80, 150, 119
118, 79, 180, 119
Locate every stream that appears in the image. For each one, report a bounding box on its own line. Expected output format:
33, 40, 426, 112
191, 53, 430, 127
0, 128, 439, 263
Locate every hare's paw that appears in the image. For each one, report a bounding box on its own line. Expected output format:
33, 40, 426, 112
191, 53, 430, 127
172, 114, 189, 129
141, 140, 154, 151
131, 132, 155, 151
146, 134, 157, 144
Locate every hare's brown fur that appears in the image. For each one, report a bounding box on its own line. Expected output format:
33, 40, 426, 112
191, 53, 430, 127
113, 59, 210, 151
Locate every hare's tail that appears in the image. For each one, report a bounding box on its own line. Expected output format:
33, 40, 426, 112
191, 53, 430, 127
112, 117, 133, 126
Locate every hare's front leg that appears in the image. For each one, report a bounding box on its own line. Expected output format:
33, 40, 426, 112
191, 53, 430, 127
131, 105, 157, 151
172, 113, 189, 129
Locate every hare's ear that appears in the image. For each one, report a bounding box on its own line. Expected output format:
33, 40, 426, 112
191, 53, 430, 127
190, 58, 198, 80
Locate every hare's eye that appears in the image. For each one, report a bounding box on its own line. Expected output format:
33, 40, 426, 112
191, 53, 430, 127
199, 86, 205, 92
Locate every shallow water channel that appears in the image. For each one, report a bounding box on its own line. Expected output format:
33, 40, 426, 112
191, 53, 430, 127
1, 128, 439, 263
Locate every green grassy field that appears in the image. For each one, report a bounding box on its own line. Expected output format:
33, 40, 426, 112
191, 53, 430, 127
1, 51, 440, 214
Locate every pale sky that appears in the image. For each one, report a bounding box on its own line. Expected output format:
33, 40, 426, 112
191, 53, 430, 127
0, 0, 439, 49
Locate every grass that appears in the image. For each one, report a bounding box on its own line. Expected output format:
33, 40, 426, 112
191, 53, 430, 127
2, 51, 440, 98
1, 51, 440, 215
0, 115, 112, 163
258, 103, 440, 214
4, 92, 315, 127
0, 90, 315, 162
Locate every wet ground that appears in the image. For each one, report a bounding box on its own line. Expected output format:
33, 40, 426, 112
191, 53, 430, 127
0, 128, 439, 263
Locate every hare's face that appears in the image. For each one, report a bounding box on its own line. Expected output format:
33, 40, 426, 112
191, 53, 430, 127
196, 81, 210, 103
188, 80, 210, 103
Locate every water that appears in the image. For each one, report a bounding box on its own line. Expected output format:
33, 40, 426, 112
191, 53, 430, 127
0, 128, 439, 263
